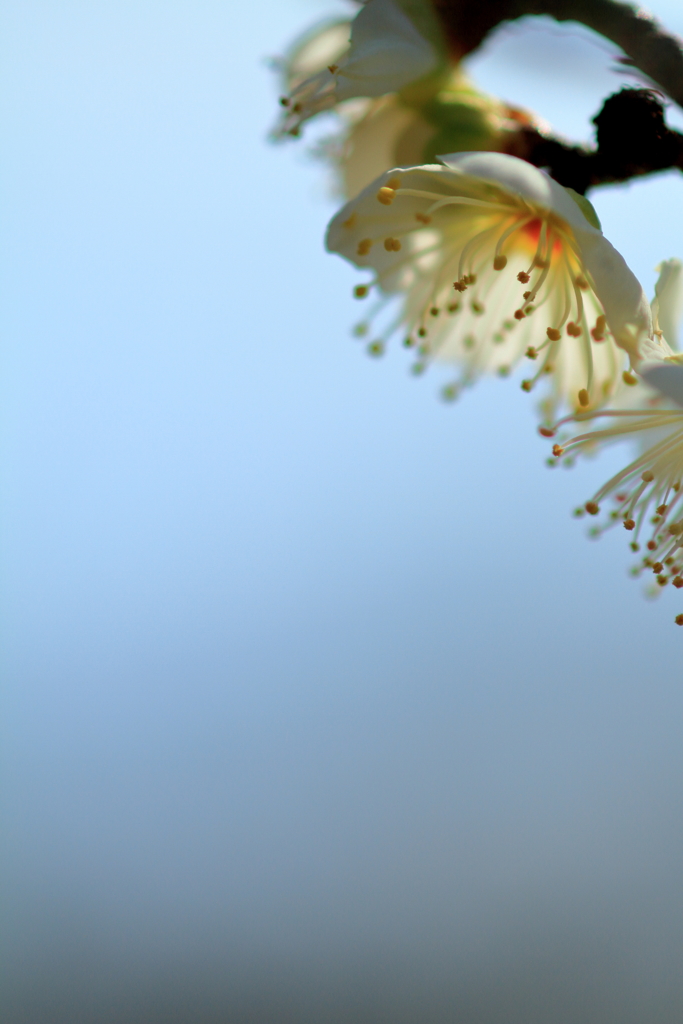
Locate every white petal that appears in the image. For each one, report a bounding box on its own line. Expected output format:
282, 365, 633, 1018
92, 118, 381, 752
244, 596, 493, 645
439, 152, 600, 235
640, 363, 683, 408
336, 0, 438, 100
652, 258, 683, 350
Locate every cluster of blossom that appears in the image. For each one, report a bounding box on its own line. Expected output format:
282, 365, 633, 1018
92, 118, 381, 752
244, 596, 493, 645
273, 0, 683, 624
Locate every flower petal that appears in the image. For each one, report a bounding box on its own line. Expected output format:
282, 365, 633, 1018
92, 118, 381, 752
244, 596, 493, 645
640, 363, 683, 408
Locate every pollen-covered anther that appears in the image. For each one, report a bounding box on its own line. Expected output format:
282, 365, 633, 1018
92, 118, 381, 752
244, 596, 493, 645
578, 389, 590, 407
539, 426, 555, 437
354, 284, 369, 299
279, 96, 290, 107
463, 274, 476, 285
623, 519, 636, 530
453, 280, 467, 293
546, 327, 561, 341
367, 341, 384, 357
575, 275, 589, 290
673, 577, 683, 588
376, 187, 395, 206
384, 237, 401, 252
517, 271, 530, 284
642, 471, 655, 483
415, 212, 431, 225
292, 103, 302, 113
652, 562, 664, 574
585, 501, 600, 515
552, 444, 565, 457
676, 614, 683, 625
591, 314, 607, 342
657, 504, 668, 516
669, 523, 683, 536
430, 307, 439, 317
526, 347, 538, 360
647, 540, 658, 550
357, 239, 372, 256
566, 322, 582, 337
417, 327, 427, 337
521, 380, 533, 392
493, 255, 507, 270
658, 575, 668, 585
514, 309, 525, 320
622, 370, 638, 386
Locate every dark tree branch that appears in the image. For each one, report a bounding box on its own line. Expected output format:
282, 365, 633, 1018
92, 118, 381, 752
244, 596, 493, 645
429, 0, 683, 191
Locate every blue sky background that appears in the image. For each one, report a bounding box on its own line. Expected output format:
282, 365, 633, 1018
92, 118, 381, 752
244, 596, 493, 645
3, 2, 683, 1021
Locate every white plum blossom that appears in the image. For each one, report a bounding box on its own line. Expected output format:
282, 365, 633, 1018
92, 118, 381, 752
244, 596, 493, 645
543, 260, 683, 618
274, 0, 441, 138
325, 152, 652, 421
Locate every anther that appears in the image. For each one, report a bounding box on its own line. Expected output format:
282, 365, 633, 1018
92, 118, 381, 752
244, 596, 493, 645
526, 347, 538, 360
403, 336, 415, 348
463, 274, 477, 285
517, 272, 530, 284
675, 614, 683, 625
367, 341, 384, 357
354, 285, 369, 298
415, 212, 431, 225
658, 575, 668, 585
471, 301, 484, 315
631, 542, 640, 551
523, 291, 531, 300
447, 302, 460, 313
514, 309, 525, 320
279, 96, 290, 107
552, 444, 565, 457
342, 213, 357, 229
538, 426, 555, 437
453, 280, 467, 292
578, 388, 590, 407
292, 103, 302, 113
622, 370, 638, 386
357, 239, 372, 256
647, 540, 657, 550
493, 255, 507, 270
386, 177, 401, 190
327, 64, 339, 73
384, 237, 401, 251
657, 504, 668, 516
585, 501, 599, 515
674, 577, 683, 588
575, 275, 589, 290
521, 380, 533, 392
546, 327, 561, 341
566, 322, 582, 337
417, 327, 427, 337
642, 471, 654, 482
652, 562, 664, 574
591, 314, 606, 342
624, 519, 635, 530
377, 187, 395, 205
430, 307, 439, 317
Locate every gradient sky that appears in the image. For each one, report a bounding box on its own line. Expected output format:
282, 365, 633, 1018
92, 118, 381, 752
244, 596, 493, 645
3, 2, 683, 1021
